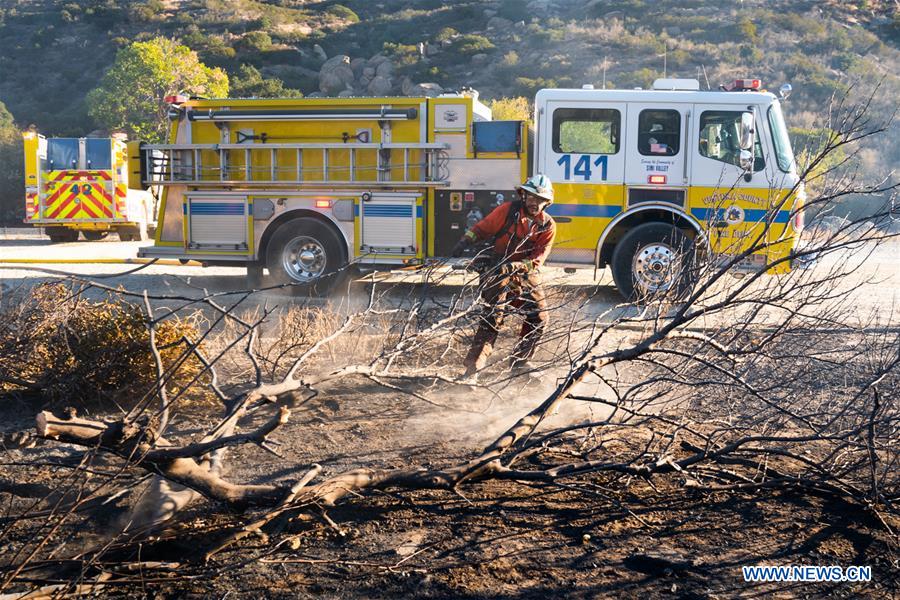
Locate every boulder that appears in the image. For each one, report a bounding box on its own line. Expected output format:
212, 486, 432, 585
319, 71, 347, 95
401, 77, 415, 96
337, 89, 356, 98
321, 54, 351, 70
367, 76, 394, 96
375, 60, 395, 77
471, 53, 489, 65
319, 55, 355, 92
313, 44, 327, 61
362, 66, 376, 78
409, 82, 444, 97
350, 57, 367, 74
526, 0, 550, 13
487, 16, 513, 30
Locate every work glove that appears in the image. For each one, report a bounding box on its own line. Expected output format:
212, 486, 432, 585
450, 238, 470, 258
506, 261, 531, 275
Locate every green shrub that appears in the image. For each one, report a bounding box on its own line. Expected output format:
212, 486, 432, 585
455, 34, 495, 55
240, 31, 273, 52
327, 4, 360, 23
734, 16, 758, 44
434, 27, 458, 42
383, 42, 420, 66
230, 64, 302, 98
501, 50, 519, 67
739, 44, 762, 63
831, 51, 861, 72
514, 76, 557, 95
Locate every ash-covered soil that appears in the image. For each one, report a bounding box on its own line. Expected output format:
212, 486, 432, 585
1, 372, 897, 599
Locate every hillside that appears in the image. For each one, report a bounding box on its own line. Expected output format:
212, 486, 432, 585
0, 0, 898, 220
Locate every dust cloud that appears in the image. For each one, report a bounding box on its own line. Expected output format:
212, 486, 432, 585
399, 368, 617, 449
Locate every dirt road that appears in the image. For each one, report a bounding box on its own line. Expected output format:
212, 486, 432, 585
3, 230, 900, 323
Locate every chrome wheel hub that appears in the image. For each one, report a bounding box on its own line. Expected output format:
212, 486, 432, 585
282, 236, 327, 282
633, 242, 677, 292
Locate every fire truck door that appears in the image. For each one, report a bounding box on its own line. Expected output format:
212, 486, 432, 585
623, 103, 689, 187
689, 104, 775, 256
689, 104, 765, 190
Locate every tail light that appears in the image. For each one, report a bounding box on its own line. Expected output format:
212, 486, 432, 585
793, 209, 805, 232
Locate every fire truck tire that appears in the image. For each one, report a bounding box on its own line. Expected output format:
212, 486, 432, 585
134, 221, 149, 241
82, 231, 109, 242
117, 222, 148, 242
611, 222, 696, 301
47, 227, 79, 243
266, 218, 346, 294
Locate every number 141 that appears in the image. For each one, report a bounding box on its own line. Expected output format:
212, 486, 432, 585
557, 154, 608, 181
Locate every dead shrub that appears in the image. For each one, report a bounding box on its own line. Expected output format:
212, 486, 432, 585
0, 283, 207, 407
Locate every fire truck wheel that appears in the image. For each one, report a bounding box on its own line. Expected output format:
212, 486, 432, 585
46, 227, 79, 243
266, 218, 346, 294
611, 222, 696, 301
83, 231, 109, 242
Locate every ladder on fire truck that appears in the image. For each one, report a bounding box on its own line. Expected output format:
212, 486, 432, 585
140, 142, 450, 188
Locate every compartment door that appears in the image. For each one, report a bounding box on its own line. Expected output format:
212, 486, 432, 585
359, 192, 419, 255
186, 195, 249, 251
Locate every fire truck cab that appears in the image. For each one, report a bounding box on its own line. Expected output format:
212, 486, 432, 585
534, 78, 802, 296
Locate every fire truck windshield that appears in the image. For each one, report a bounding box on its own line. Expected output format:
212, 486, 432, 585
767, 103, 795, 173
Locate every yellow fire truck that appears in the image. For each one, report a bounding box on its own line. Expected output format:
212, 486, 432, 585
23, 133, 156, 242
138, 78, 803, 297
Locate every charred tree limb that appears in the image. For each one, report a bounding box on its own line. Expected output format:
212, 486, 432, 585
36, 411, 285, 509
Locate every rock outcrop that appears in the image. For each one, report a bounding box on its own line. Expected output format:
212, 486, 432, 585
314, 51, 445, 97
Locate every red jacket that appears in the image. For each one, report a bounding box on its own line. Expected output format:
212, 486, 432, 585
466, 201, 556, 271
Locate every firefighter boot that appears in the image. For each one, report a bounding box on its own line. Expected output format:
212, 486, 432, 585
463, 342, 493, 379
510, 328, 542, 375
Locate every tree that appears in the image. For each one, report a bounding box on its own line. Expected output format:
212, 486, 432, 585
230, 65, 302, 99
487, 96, 531, 122
0, 100, 22, 225
86, 37, 229, 143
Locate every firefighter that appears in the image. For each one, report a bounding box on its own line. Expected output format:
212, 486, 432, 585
451, 174, 557, 377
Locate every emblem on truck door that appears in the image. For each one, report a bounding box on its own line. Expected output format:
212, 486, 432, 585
725, 205, 745, 226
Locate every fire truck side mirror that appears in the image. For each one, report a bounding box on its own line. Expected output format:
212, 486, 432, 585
738, 149, 754, 172
739, 111, 755, 151
779, 83, 792, 100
